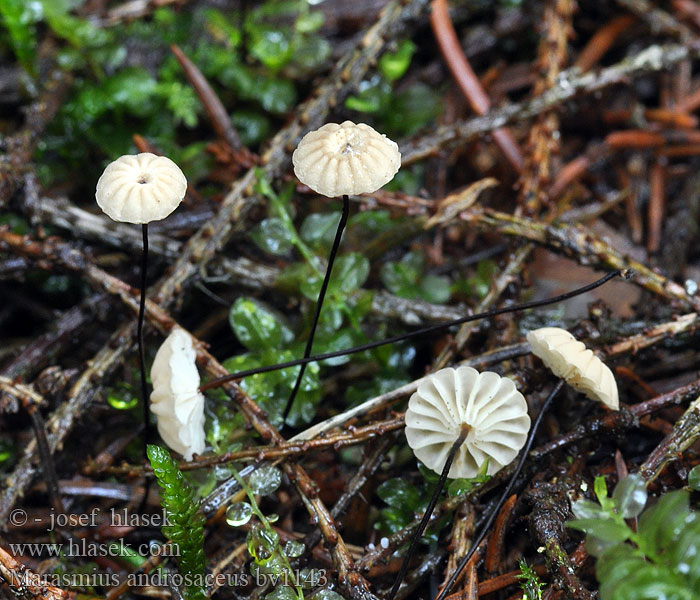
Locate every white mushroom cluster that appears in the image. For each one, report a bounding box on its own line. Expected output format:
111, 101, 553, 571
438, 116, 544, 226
150, 328, 206, 460
527, 327, 619, 410
292, 121, 401, 198
96, 153, 187, 224
405, 366, 531, 478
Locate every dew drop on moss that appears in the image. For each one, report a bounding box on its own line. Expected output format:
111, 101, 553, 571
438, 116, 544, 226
226, 502, 253, 527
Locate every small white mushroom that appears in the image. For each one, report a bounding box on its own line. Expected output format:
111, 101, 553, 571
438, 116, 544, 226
150, 328, 206, 461
96, 153, 187, 224
292, 121, 401, 197
527, 327, 619, 410
405, 366, 531, 478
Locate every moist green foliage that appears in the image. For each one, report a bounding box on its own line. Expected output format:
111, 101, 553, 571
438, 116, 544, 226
568, 474, 700, 600
517, 559, 545, 600
147, 445, 206, 600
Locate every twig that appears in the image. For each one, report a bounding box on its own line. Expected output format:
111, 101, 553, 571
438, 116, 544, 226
0, 545, 75, 600
0, 293, 104, 381
401, 43, 700, 166
170, 45, 247, 155
615, 0, 695, 39
0, 71, 72, 207
94, 417, 405, 474
517, 0, 575, 215
639, 394, 700, 482
429, 0, 524, 172
532, 378, 700, 459
647, 160, 665, 253
574, 15, 636, 72
528, 483, 595, 600
458, 206, 700, 311
36, 195, 180, 258
432, 244, 532, 370
0, 230, 377, 600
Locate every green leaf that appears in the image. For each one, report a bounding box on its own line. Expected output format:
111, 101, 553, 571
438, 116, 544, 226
231, 110, 271, 146
377, 479, 421, 510
250, 28, 294, 71
567, 518, 632, 543
419, 274, 451, 304
594, 475, 611, 507
345, 77, 391, 114
257, 77, 296, 114
380, 253, 422, 299
571, 498, 608, 521
229, 297, 294, 351
295, 11, 323, 33
250, 218, 295, 255
0, 0, 38, 75
379, 40, 416, 82
688, 465, 700, 491
383, 82, 442, 136
328, 253, 370, 296
300, 212, 341, 251
612, 474, 647, 519
637, 490, 690, 557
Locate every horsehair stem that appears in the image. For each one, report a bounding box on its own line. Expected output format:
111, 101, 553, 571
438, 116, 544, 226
200, 270, 627, 391
282, 194, 350, 425
387, 423, 470, 600
434, 380, 565, 600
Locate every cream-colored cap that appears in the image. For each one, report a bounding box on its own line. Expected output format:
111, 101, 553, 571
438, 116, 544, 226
292, 121, 401, 197
405, 366, 531, 478
150, 328, 205, 460
527, 327, 619, 410
96, 153, 187, 224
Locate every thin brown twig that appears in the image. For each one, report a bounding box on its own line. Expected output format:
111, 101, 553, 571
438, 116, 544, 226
574, 15, 636, 72
517, 0, 575, 215
429, 0, 524, 173
401, 42, 700, 166
457, 206, 700, 311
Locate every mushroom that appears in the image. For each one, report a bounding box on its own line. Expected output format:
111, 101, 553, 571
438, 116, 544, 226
96, 153, 187, 454
282, 122, 401, 424
527, 327, 619, 410
150, 328, 205, 461
405, 366, 531, 478
388, 366, 530, 600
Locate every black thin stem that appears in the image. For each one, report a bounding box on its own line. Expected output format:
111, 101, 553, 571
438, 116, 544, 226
281, 195, 350, 425
27, 404, 65, 516
433, 379, 565, 600
200, 270, 624, 391
138, 224, 149, 457
387, 424, 470, 600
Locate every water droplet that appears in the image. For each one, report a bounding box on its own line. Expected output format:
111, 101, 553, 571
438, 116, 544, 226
266, 513, 279, 523
107, 392, 138, 410
284, 540, 305, 558
380, 537, 389, 549
226, 502, 253, 527
265, 587, 297, 600
313, 591, 344, 600
249, 464, 282, 496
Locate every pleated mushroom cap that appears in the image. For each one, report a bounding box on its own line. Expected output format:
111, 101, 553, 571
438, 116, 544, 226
527, 327, 619, 410
150, 328, 205, 460
96, 153, 187, 224
292, 121, 401, 197
405, 366, 531, 478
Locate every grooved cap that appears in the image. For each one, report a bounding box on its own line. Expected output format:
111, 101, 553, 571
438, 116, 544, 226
150, 328, 205, 460
405, 366, 531, 478
292, 121, 401, 197
96, 153, 187, 224
527, 327, 619, 410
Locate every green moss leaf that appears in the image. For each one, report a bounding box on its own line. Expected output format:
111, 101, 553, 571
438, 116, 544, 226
229, 297, 294, 351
